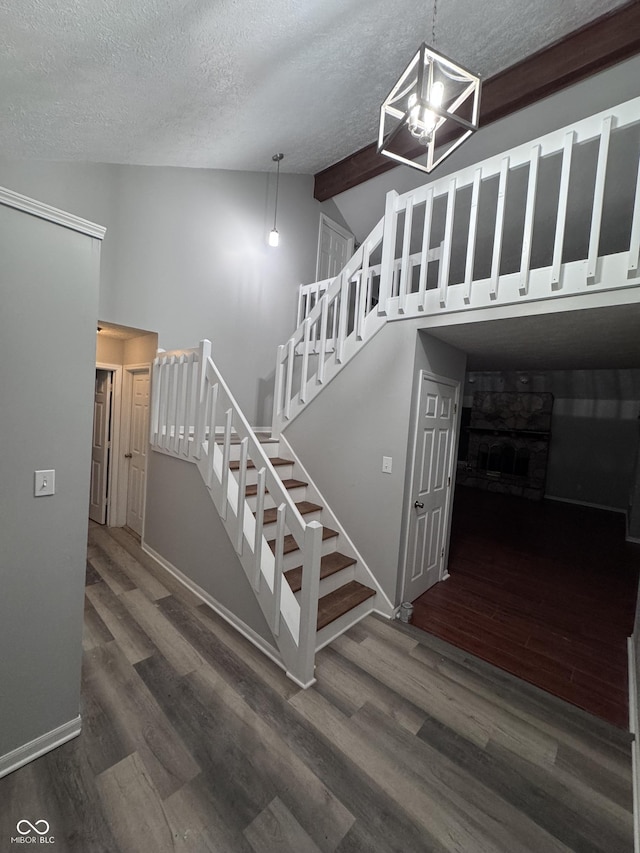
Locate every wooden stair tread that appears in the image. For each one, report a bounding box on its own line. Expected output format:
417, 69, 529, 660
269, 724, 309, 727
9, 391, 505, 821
285, 551, 357, 593
258, 501, 322, 525
245, 478, 306, 497
268, 527, 338, 555
230, 456, 291, 470
317, 581, 376, 630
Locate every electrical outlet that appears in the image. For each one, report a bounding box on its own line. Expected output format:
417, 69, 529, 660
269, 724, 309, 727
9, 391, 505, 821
34, 470, 55, 496
382, 456, 392, 474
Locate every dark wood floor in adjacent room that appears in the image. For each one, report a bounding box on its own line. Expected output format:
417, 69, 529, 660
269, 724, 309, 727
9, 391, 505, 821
412, 487, 640, 728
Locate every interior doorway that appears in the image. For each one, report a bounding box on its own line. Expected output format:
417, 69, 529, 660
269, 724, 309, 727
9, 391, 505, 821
92, 322, 158, 537
316, 213, 355, 281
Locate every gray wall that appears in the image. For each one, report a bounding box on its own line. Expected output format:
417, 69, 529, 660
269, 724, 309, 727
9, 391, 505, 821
284, 320, 466, 604
0, 160, 331, 425
0, 200, 100, 759
144, 452, 277, 650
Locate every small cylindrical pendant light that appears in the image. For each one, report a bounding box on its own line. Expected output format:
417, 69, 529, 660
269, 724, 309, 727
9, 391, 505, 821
269, 153, 284, 247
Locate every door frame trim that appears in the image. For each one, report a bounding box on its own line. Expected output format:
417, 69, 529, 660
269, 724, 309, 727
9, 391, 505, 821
121, 364, 151, 537
95, 362, 123, 526
315, 213, 355, 281
399, 370, 461, 602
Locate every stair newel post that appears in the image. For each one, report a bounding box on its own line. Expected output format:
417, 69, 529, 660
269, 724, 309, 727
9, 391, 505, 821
253, 467, 266, 591
284, 337, 295, 421
193, 339, 212, 459
220, 408, 233, 521
271, 344, 286, 438
272, 504, 287, 637
378, 189, 399, 316
296, 520, 323, 687
181, 352, 195, 457
150, 355, 162, 445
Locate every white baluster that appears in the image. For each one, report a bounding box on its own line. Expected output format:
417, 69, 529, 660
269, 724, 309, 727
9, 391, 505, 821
464, 169, 481, 304
253, 467, 266, 592
172, 355, 186, 454
206, 382, 219, 488
317, 294, 329, 384
150, 357, 161, 445
490, 157, 509, 301
163, 356, 177, 450
439, 178, 457, 308
629, 150, 640, 279
418, 188, 434, 312
220, 408, 233, 521
519, 146, 540, 296
587, 116, 612, 286
354, 271, 364, 341
336, 272, 349, 363
378, 189, 399, 316
236, 437, 249, 555
297, 319, 311, 405
180, 353, 194, 457
272, 504, 286, 637
398, 194, 414, 314
551, 131, 575, 290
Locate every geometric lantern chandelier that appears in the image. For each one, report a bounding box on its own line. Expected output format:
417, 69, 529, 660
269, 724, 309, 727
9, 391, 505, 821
378, 43, 481, 174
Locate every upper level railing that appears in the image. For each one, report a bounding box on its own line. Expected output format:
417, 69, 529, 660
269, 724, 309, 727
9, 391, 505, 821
151, 340, 323, 688
273, 96, 640, 435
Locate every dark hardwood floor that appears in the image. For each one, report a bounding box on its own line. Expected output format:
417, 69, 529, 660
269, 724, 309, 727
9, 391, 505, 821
412, 487, 640, 729
0, 523, 634, 852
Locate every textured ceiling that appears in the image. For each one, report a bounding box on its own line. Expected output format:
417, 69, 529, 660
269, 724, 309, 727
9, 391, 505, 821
0, 0, 630, 174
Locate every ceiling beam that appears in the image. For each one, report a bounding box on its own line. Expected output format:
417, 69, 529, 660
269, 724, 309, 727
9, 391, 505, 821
314, 0, 640, 201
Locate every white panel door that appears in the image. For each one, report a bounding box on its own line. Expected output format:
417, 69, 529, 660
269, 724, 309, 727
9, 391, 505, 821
126, 369, 150, 536
89, 369, 112, 524
316, 215, 354, 281
404, 374, 457, 602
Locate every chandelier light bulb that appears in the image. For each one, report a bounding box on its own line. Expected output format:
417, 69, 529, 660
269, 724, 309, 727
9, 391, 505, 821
268, 228, 279, 248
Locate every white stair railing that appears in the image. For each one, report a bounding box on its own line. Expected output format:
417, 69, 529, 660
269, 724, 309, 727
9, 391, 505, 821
273, 95, 640, 435
151, 340, 323, 688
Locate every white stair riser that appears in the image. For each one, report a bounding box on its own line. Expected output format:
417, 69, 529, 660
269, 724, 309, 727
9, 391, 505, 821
245, 485, 308, 512
260, 509, 323, 538
227, 440, 280, 462
293, 563, 356, 601
235, 463, 294, 486
275, 536, 340, 573
315, 596, 377, 652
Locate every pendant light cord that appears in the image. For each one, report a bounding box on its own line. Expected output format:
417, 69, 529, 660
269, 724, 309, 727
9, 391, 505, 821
432, 0, 437, 47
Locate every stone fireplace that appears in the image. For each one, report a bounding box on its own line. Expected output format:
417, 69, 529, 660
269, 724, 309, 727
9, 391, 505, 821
457, 391, 554, 500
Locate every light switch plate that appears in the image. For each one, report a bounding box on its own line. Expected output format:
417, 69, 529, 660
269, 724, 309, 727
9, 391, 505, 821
382, 456, 392, 474
34, 470, 55, 496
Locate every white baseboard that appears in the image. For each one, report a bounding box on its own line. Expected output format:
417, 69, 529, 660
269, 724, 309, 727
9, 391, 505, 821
0, 715, 81, 779
545, 495, 627, 515
629, 636, 640, 853
141, 541, 285, 673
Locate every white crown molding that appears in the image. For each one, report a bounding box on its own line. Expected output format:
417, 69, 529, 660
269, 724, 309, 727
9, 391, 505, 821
0, 186, 106, 240
0, 715, 81, 779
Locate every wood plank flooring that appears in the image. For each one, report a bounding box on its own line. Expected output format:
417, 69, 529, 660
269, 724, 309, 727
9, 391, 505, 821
0, 522, 634, 852
412, 487, 640, 728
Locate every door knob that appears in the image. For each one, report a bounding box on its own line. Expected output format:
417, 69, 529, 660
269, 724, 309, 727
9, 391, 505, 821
414, 500, 424, 509
124, 453, 133, 458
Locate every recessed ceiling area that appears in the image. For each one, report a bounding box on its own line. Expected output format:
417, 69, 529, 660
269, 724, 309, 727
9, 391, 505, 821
0, 0, 630, 175
426, 302, 640, 371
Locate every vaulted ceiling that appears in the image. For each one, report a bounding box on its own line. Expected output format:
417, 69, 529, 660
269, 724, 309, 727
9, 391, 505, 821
0, 0, 633, 179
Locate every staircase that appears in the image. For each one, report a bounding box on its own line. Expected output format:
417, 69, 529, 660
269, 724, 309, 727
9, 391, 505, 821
150, 341, 392, 688
150, 95, 640, 689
